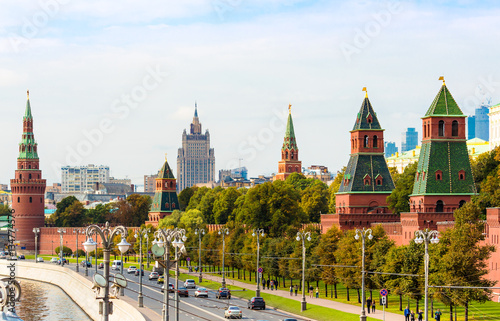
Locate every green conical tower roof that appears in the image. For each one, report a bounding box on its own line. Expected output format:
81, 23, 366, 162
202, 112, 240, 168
150, 156, 180, 213
424, 82, 464, 117
158, 157, 175, 179
282, 106, 298, 151
18, 93, 38, 160
352, 95, 381, 131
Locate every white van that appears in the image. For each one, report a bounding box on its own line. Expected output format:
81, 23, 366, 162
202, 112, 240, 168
111, 260, 122, 270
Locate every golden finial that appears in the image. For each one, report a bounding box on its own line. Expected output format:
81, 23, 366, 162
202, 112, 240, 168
27, 90, 29, 99
288, 104, 292, 114
165, 153, 168, 161
362, 87, 368, 98
439, 76, 445, 86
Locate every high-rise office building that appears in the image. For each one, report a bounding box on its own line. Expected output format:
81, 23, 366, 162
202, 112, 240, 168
475, 105, 489, 141
177, 104, 215, 192
61, 164, 110, 193
467, 115, 476, 140
384, 141, 398, 158
401, 128, 418, 152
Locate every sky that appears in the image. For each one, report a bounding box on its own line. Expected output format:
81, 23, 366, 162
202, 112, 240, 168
1, 0, 500, 188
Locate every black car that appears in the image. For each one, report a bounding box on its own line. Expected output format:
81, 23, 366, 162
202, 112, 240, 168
216, 288, 231, 299
135, 269, 145, 276
81, 260, 92, 267
98, 263, 104, 269
18, 255, 25, 260
247, 297, 265, 310
177, 286, 189, 297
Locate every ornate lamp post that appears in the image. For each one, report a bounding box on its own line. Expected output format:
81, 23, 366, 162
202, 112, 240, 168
252, 228, 265, 297
218, 227, 229, 287
135, 228, 150, 307
355, 228, 373, 321
154, 228, 172, 321
296, 231, 312, 311
57, 228, 66, 265
33, 228, 40, 263
194, 228, 205, 283
145, 231, 151, 269
415, 229, 439, 321
172, 232, 187, 321
83, 222, 129, 321
74, 228, 84, 272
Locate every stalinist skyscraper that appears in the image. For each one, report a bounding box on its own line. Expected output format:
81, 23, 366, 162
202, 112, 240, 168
177, 103, 215, 192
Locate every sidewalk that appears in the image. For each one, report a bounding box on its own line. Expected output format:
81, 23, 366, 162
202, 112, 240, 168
185, 269, 403, 321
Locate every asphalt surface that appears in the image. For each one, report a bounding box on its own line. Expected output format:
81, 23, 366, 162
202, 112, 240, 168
53, 260, 299, 321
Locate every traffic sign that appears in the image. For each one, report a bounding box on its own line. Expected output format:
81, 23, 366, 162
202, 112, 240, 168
186, 257, 191, 261
258, 272, 262, 279
258, 267, 263, 273
381, 296, 387, 305
380, 289, 388, 296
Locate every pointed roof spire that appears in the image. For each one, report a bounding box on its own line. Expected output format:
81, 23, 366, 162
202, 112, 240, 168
158, 156, 175, 179
352, 91, 381, 130
194, 101, 198, 118
24, 90, 32, 119
424, 78, 464, 117
282, 104, 298, 151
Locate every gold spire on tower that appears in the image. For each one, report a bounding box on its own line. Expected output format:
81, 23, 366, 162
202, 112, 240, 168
362, 87, 368, 98
288, 104, 292, 114
439, 76, 445, 86
165, 153, 168, 161
27, 90, 29, 99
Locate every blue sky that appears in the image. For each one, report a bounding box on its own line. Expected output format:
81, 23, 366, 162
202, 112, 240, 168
1, 0, 500, 188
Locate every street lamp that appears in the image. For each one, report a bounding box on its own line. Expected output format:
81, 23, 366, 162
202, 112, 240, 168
57, 228, 66, 265
296, 231, 312, 311
194, 228, 205, 283
145, 232, 151, 269
33, 228, 40, 263
83, 236, 97, 276
218, 227, 230, 287
74, 228, 84, 272
252, 228, 265, 297
355, 228, 373, 321
84, 222, 129, 321
173, 231, 187, 321
135, 228, 150, 307
154, 228, 172, 321
117, 236, 130, 296
415, 229, 439, 321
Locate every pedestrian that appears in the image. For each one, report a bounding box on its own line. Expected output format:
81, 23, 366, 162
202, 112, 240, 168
371, 301, 375, 313
267, 279, 270, 289
270, 280, 274, 291
309, 286, 313, 298
410, 311, 415, 321
404, 306, 410, 321
366, 298, 372, 313
294, 285, 298, 296
315, 287, 319, 298
434, 309, 442, 321
275, 279, 279, 289
262, 278, 266, 290
289, 285, 293, 296
417, 310, 423, 321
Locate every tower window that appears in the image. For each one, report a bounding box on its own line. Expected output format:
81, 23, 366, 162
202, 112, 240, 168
452, 120, 458, 137
17, 197, 20, 203
435, 170, 443, 180
28, 165, 31, 169
285, 151, 289, 159
459, 200, 466, 208
364, 135, 369, 148
436, 200, 444, 212
363, 175, 371, 186
438, 120, 445, 137
458, 170, 465, 180
377, 179, 382, 186
373, 135, 378, 148
29, 197, 32, 203
29, 174, 32, 179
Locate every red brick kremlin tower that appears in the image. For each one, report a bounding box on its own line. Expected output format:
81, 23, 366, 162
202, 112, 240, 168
335, 88, 395, 215
274, 104, 302, 181
10, 91, 46, 251
146, 155, 180, 226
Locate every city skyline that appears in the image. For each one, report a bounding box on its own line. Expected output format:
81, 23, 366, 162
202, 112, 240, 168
1, 1, 500, 186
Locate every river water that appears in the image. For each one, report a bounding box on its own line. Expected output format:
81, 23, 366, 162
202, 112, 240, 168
15, 279, 92, 321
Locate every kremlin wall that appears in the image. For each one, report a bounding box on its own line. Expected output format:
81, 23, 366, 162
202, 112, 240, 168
8, 81, 500, 301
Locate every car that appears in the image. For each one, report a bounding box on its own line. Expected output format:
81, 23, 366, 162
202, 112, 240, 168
149, 272, 159, 280
184, 279, 196, 289
161, 283, 175, 293
224, 306, 242, 319
50, 257, 58, 263
127, 266, 137, 274
18, 255, 25, 260
177, 286, 189, 297
36, 257, 44, 262
80, 260, 92, 267
111, 260, 122, 270
248, 297, 266, 310
281, 319, 298, 321
194, 287, 208, 297
98, 263, 104, 269
157, 275, 164, 284
57, 258, 68, 265
0, 252, 6, 259
135, 269, 145, 276
216, 288, 231, 299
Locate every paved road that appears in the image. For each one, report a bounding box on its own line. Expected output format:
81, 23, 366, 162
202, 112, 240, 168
58, 261, 299, 321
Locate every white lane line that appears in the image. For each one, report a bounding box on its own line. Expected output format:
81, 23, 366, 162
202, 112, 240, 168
142, 284, 226, 320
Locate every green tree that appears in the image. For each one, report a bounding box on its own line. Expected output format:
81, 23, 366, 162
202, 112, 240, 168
55, 196, 79, 214
186, 187, 210, 210
300, 180, 329, 222
53, 201, 87, 227
213, 187, 241, 224
470, 147, 499, 190
87, 203, 111, 224
55, 246, 73, 256
387, 162, 417, 214
431, 202, 496, 320
315, 225, 343, 297
285, 172, 316, 190
178, 186, 198, 211
158, 210, 182, 228
328, 167, 345, 213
